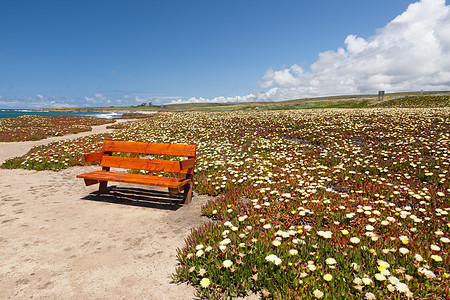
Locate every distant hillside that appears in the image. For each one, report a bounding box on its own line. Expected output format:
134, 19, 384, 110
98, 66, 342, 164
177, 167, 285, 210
39, 91, 450, 113
372, 95, 450, 108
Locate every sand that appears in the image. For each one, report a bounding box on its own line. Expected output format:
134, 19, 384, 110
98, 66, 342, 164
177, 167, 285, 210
0, 120, 213, 299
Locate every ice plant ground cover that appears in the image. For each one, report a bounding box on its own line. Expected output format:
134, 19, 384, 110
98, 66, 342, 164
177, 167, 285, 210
1, 108, 449, 299
0, 115, 115, 142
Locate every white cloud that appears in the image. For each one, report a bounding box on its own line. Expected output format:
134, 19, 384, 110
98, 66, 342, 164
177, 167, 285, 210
135, 96, 146, 103
84, 93, 112, 104
83, 92, 180, 106
131, 94, 181, 105
0, 95, 76, 108
95, 93, 106, 100
174, 0, 450, 104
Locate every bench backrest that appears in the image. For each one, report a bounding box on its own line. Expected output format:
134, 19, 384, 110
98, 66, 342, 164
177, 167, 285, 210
102, 140, 196, 157
91, 140, 196, 174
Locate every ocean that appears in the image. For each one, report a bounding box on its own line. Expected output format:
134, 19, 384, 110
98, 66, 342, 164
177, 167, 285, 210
0, 109, 122, 119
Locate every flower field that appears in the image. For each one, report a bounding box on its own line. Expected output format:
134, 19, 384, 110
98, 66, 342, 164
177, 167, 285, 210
1, 108, 449, 299
0, 115, 115, 142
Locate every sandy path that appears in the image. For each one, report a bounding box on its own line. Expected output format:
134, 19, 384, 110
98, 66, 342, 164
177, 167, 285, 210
0, 119, 133, 164
0, 121, 213, 299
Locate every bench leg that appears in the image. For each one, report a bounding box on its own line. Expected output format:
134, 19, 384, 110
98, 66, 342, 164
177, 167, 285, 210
98, 181, 108, 194
182, 183, 193, 205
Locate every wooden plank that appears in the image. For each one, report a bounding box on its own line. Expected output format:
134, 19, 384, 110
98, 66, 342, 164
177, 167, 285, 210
168, 187, 182, 196
102, 140, 196, 157
179, 158, 196, 170
183, 173, 194, 204
99, 156, 189, 174
183, 182, 193, 204
99, 181, 108, 194
84, 179, 99, 186
84, 151, 104, 162
77, 170, 190, 189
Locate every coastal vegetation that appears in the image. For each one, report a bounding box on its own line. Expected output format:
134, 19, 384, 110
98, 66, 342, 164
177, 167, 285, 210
1, 106, 449, 299
37, 92, 450, 112
0, 115, 114, 142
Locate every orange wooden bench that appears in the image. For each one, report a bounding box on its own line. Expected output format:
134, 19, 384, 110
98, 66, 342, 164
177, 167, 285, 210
77, 140, 197, 204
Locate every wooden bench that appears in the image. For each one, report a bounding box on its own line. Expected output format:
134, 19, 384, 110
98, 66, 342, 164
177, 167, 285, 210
77, 140, 197, 204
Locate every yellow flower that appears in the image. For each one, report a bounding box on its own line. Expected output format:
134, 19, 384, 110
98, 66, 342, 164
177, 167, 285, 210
388, 276, 399, 285
387, 284, 396, 292
399, 235, 409, 244
200, 277, 210, 288
375, 273, 386, 281
341, 229, 349, 235
318, 231, 332, 238
223, 260, 233, 268
323, 274, 333, 281
377, 260, 390, 269
313, 289, 324, 298
380, 268, 390, 276
395, 282, 410, 293
431, 254, 442, 262
289, 249, 298, 256
399, 247, 409, 255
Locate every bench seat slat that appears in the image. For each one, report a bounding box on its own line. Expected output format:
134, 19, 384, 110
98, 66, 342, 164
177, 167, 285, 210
102, 140, 196, 157
77, 170, 190, 189
100, 156, 189, 174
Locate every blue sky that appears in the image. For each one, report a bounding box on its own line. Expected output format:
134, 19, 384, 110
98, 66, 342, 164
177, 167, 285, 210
0, 0, 449, 108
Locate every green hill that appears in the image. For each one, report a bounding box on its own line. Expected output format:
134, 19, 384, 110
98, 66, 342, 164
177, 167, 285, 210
40, 91, 450, 113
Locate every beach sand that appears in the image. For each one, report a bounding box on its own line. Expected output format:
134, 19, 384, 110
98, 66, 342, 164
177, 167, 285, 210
0, 120, 229, 299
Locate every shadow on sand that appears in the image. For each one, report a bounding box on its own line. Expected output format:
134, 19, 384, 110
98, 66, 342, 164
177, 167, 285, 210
81, 185, 189, 210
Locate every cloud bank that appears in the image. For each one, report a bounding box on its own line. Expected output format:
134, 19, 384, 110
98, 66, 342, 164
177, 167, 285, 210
0, 92, 181, 109
0, 95, 76, 109
173, 0, 450, 104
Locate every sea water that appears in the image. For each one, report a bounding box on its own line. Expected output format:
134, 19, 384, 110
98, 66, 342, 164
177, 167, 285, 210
0, 109, 122, 119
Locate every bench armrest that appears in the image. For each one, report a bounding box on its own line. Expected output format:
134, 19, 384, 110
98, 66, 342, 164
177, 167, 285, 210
179, 158, 196, 170
84, 151, 104, 162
